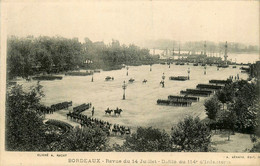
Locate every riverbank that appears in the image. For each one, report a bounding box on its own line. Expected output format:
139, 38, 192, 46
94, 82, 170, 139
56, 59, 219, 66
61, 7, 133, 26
7, 60, 254, 83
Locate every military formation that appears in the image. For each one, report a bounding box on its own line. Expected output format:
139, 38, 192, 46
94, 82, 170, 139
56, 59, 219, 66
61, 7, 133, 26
37, 101, 72, 114
67, 112, 112, 135
157, 99, 192, 107
168, 95, 199, 102
39, 97, 130, 136
158, 78, 233, 107
73, 103, 91, 114
51, 101, 72, 111
180, 89, 212, 97
66, 107, 130, 136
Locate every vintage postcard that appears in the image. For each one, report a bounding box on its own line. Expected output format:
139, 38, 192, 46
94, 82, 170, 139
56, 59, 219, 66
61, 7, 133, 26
0, 0, 259, 166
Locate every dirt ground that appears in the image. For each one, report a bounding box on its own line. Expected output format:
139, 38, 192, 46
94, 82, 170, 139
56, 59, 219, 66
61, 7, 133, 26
30, 64, 252, 152
25, 64, 248, 131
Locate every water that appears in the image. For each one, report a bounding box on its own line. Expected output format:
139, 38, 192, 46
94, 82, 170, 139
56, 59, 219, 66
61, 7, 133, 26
19, 64, 249, 132
150, 49, 259, 63
227, 53, 259, 64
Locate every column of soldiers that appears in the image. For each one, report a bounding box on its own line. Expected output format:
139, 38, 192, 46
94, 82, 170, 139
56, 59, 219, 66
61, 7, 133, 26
37, 101, 72, 114
67, 112, 131, 136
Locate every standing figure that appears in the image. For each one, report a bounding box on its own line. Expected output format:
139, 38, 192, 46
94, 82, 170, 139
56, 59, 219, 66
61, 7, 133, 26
92, 107, 95, 116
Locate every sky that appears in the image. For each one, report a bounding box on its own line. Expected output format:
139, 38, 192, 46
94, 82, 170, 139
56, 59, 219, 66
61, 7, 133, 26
3, 0, 259, 45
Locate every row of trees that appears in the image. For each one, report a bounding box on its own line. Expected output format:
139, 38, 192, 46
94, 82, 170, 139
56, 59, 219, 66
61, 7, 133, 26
113, 116, 211, 152
7, 36, 83, 79
7, 36, 159, 79
204, 79, 260, 139
6, 84, 211, 152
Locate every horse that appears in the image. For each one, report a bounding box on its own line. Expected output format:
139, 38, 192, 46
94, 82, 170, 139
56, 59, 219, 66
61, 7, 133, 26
105, 109, 113, 115
105, 123, 112, 131
129, 78, 135, 83
119, 129, 125, 135
112, 125, 120, 135
120, 125, 125, 131
160, 81, 165, 87
114, 109, 123, 116
105, 76, 113, 81
142, 79, 147, 84
66, 112, 71, 119
125, 127, 131, 135
160, 81, 164, 85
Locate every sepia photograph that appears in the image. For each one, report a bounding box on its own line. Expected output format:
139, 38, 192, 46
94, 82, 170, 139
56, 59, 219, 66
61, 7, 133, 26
0, 0, 259, 165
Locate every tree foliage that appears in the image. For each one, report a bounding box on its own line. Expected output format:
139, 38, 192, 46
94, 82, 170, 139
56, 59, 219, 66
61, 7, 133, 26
48, 126, 108, 151
171, 116, 211, 152
216, 84, 234, 108
6, 84, 47, 151
122, 127, 173, 152
250, 142, 260, 152
230, 80, 258, 133
7, 36, 158, 79
206, 79, 259, 134
216, 109, 237, 140
249, 61, 260, 80
204, 96, 221, 120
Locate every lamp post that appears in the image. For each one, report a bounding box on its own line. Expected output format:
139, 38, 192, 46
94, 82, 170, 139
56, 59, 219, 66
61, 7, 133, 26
126, 66, 129, 76
91, 75, 93, 82
188, 67, 190, 80
204, 66, 207, 75
122, 81, 127, 100
150, 64, 152, 71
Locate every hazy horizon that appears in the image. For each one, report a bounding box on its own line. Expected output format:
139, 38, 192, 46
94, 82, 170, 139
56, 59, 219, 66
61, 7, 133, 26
3, 1, 259, 46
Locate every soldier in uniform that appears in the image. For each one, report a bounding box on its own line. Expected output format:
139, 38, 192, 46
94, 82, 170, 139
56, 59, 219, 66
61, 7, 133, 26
92, 107, 95, 116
